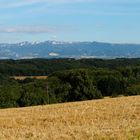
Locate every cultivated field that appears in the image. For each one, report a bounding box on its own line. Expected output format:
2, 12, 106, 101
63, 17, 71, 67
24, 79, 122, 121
0, 96, 140, 140
12, 76, 48, 80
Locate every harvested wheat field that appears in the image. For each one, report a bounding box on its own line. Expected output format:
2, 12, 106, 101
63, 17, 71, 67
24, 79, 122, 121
13, 76, 48, 80
0, 96, 140, 140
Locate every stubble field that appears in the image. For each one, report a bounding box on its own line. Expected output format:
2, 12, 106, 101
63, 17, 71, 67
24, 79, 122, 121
0, 96, 139, 140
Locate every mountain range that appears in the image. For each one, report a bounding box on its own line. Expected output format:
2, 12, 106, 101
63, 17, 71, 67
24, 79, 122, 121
0, 41, 140, 59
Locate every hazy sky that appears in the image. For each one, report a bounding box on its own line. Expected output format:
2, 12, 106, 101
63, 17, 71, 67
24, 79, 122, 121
0, 0, 140, 43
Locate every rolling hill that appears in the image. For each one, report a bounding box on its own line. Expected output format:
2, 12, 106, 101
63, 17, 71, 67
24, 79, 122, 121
0, 96, 139, 140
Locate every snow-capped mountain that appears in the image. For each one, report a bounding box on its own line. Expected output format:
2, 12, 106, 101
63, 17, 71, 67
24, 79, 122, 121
0, 41, 140, 59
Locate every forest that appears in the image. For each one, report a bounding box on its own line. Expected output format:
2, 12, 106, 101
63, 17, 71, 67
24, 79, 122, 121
0, 58, 140, 108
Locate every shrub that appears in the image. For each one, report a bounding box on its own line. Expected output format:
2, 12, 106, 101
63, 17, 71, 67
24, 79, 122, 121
126, 85, 140, 96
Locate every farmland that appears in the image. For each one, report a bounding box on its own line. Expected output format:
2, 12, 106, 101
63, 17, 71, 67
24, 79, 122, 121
13, 76, 48, 80
0, 96, 139, 140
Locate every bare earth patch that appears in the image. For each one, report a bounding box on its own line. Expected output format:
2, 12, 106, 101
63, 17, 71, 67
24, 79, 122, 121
0, 96, 139, 140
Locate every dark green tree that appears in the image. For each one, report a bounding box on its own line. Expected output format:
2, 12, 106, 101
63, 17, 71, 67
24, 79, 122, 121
97, 76, 122, 97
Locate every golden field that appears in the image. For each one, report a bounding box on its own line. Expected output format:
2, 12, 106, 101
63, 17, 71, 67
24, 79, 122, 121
12, 76, 48, 80
0, 96, 140, 140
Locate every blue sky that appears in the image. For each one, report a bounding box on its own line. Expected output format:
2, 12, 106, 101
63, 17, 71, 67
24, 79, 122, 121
0, 0, 140, 43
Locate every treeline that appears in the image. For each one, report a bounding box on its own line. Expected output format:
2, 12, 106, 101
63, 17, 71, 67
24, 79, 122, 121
0, 62, 140, 108
0, 58, 140, 76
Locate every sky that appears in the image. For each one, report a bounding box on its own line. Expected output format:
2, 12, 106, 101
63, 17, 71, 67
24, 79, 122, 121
0, 0, 140, 43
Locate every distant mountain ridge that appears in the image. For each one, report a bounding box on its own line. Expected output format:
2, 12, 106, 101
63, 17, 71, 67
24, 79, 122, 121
0, 41, 140, 59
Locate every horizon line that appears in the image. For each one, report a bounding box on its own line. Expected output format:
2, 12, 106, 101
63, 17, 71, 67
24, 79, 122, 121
0, 40, 140, 45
